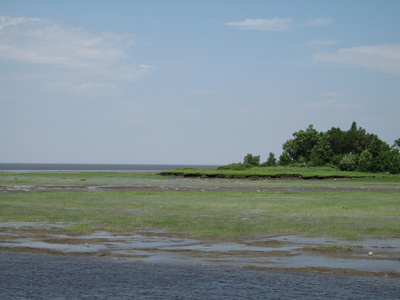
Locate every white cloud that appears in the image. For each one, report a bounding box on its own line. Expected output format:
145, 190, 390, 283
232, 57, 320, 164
225, 18, 293, 31
308, 39, 338, 46
304, 18, 333, 26
0, 15, 42, 30
138, 64, 154, 71
0, 15, 149, 89
225, 17, 332, 31
313, 44, 400, 75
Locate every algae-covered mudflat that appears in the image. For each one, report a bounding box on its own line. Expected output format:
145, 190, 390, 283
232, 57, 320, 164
1, 170, 400, 276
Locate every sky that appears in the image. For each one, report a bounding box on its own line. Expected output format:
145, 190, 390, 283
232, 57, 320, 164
1, 0, 399, 165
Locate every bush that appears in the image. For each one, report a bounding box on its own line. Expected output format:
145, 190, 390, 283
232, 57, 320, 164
339, 153, 358, 171
244, 153, 260, 166
378, 149, 400, 174
357, 150, 373, 172
217, 163, 252, 170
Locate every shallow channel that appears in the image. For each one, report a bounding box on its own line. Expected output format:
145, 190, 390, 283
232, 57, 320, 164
1, 251, 399, 299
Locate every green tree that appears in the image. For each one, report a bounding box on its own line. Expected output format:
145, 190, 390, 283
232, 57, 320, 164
282, 124, 321, 162
310, 133, 333, 166
243, 153, 260, 166
393, 138, 400, 149
364, 133, 388, 157
344, 121, 365, 154
375, 148, 400, 174
357, 150, 373, 172
279, 151, 292, 166
262, 152, 277, 167
325, 126, 346, 156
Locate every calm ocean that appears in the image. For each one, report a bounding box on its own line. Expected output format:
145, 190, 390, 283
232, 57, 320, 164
1, 251, 399, 299
0, 163, 219, 172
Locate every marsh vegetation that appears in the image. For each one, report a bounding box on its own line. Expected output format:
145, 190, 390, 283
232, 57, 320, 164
1, 171, 399, 240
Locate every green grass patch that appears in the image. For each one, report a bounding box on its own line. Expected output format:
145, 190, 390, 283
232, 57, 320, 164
2, 170, 399, 191
0, 171, 163, 186
159, 166, 400, 179
1, 190, 399, 240
65, 224, 95, 232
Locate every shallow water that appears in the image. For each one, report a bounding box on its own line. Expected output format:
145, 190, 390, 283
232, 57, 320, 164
1, 251, 399, 299
2, 223, 400, 276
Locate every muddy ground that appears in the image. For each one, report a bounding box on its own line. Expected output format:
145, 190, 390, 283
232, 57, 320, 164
2, 184, 400, 193
1, 221, 399, 278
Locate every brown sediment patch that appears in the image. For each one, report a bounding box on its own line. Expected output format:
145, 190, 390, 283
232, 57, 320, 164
243, 266, 400, 278
245, 239, 296, 247
112, 254, 150, 259
158, 172, 356, 180
2, 184, 400, 193
0, 246, 111, 257
204, 250, 300, 258
1, 223, 400, 277
40, 237, 110, 245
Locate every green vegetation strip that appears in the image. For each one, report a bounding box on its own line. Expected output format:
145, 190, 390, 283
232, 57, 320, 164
1, 191, 399, 240
1, 170, 399, 190
158, 166, 397, 179
0, 172, 161, 186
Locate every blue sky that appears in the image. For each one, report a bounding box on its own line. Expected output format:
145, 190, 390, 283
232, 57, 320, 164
1, 0, 399, 165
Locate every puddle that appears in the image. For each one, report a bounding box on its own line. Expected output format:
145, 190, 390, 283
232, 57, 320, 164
1, 239, 106, 253
1, 222, 399, 276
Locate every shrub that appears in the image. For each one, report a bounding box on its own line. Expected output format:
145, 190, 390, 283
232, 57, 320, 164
357, 150, 373, 172
217, 163, 252, 170
243, 154, 260, 166
339, 153, 358, 171
378, 149, 400, 174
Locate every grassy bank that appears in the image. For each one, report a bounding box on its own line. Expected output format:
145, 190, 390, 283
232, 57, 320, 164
158, 166, 399, 179
1, 190, 399, 240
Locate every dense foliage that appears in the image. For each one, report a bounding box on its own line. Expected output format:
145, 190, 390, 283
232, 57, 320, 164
224, 122, 400, 173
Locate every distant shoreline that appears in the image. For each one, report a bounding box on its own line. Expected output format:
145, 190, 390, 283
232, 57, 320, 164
0, 163, 219, 172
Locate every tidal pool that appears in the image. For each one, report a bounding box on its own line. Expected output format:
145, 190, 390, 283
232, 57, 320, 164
1, 222, 399, 277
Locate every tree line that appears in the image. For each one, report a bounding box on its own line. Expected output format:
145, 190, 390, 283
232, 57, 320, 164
230, 122, 400, 173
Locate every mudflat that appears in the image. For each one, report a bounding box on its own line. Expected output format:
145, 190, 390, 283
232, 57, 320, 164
1, 221, 400, 277
1, 173, 399, 277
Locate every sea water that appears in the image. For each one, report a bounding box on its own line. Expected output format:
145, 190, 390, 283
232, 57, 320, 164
0, 163, 218, 172
0, 251, 399, 299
